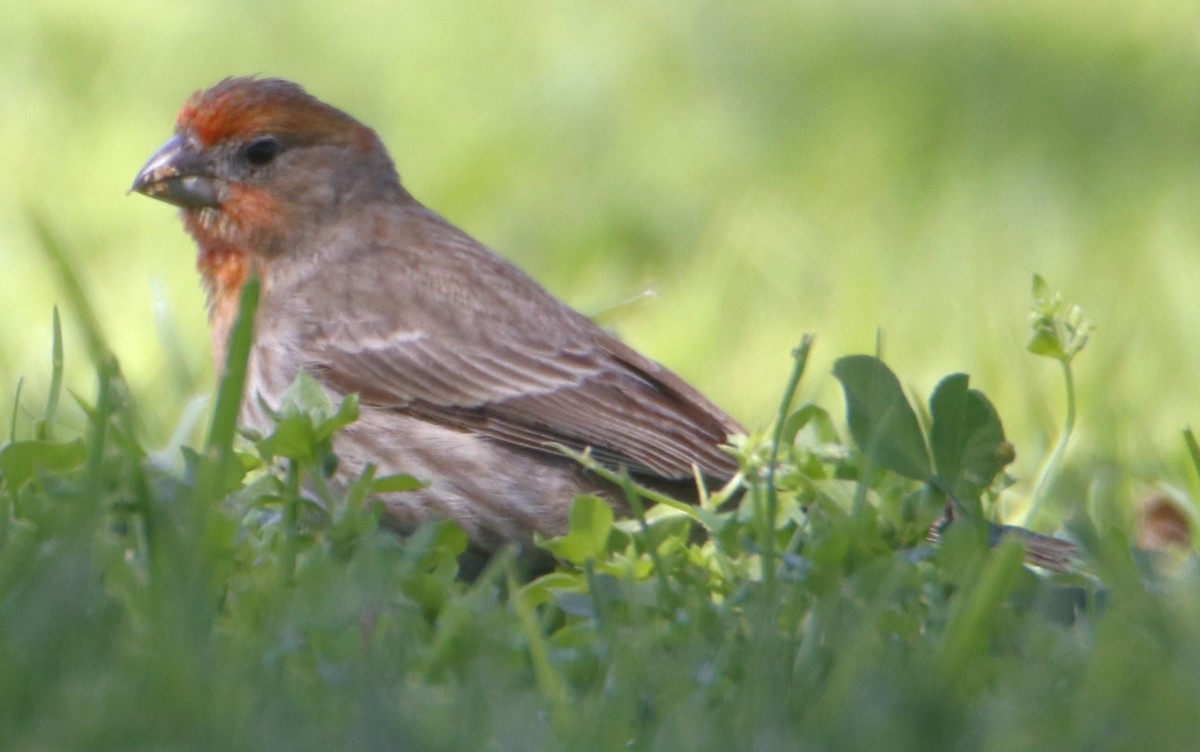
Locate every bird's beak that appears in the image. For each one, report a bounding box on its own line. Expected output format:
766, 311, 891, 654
130, 134, 221, 209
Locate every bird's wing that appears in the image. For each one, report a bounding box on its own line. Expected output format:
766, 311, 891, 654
294, 212, 743, 481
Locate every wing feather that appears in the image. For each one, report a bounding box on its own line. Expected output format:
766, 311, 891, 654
292, 206, 744, 482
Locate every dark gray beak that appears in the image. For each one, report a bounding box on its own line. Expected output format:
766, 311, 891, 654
130, 135, 221, 209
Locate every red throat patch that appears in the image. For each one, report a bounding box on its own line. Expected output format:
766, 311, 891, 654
197, 240, 251, 298
180, 185, 284, 306
181, 181, 283, 295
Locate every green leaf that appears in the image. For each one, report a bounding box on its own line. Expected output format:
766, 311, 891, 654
1026, 326, 1065, 360
315, 392, 359, 441
0, 438, 87, 492
781, 404, 839, 446
368, 473, 429, 494
539, 495, 615, 565
929, 374, 1010, 499
424, 521, 470, 568
832, 355, 931, 481
280, 369, 334, 416
254, 371, 360, 461
256, 415, 318, 462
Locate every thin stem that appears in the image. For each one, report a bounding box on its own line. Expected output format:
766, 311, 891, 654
619, 470, 674, 606
39, 308, 64, 441
9, 377, 23, 443
1025, 358, 1075, 528
283, 459, 301, 584
1183, 427, 1200, 484
763, 335, 813, 585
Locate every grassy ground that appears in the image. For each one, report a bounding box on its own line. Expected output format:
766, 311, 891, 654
2, 279, 1196, 751
4, 1, 1200, 749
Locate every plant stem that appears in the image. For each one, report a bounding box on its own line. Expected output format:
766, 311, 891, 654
1025, 358, 1075, 528
763, 335, 813, 584
283, 459, 300, 584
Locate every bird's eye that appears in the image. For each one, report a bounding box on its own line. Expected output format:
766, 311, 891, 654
243, 137, 280, 167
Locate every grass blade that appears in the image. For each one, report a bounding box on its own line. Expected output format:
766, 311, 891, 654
205, 277, 259, 453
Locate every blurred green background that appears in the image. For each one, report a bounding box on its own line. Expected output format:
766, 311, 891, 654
4, 0, 1200, 503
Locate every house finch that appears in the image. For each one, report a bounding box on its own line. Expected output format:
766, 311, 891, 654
132, 77, 744, 552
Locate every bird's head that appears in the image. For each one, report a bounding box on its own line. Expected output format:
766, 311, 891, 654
132, 77, 404, 292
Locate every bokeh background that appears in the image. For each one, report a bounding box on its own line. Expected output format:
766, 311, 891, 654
4, 0, 1200, 510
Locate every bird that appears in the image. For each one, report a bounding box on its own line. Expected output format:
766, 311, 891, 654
132, 76, 744, 555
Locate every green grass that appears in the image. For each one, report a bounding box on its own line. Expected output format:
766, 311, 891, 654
2, 266, 1198, 750
5, 1, 1200, 748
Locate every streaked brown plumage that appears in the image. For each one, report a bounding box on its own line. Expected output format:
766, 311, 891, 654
132, 77, 743, 551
